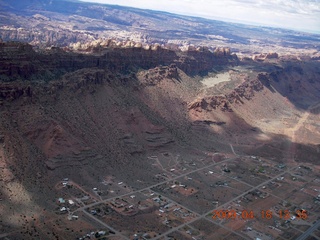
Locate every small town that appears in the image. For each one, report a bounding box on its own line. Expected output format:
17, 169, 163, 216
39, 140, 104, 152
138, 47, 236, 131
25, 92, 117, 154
50, 154, 320, 239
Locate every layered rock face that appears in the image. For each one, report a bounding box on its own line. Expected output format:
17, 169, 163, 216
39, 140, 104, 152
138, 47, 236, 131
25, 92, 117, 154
188, 77, 264, 112
0, 40, 319, 240
252, 52, 279, 61
138, 64, 179, 86
0, 42, 236, 102
1, 40, 319, 170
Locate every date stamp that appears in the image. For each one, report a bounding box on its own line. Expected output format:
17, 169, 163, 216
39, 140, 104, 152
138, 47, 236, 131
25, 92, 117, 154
212, 209, 308, 220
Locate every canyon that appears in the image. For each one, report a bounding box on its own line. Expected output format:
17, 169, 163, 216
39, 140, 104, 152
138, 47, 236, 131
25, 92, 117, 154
0, 0, 320, 239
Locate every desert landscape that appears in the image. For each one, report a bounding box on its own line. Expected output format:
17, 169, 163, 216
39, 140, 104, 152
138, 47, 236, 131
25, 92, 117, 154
0, 0, 320, 239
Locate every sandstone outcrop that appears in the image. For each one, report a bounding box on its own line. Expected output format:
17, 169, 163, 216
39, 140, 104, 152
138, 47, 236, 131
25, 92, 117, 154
265, 52, 279, 59
188, 76, 264, 112
139, 64, 179, 86
188, 95, 232, 112
213, 47, 231, 57
253, 52, 279, 61
0, 40, 237, 86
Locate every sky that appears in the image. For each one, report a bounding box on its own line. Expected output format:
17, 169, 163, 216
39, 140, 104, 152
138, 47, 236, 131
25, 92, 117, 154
80, 0, 320, 34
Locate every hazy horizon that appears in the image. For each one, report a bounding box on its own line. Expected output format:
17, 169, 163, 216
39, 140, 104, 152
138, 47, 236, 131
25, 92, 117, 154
79, 0, 320, 34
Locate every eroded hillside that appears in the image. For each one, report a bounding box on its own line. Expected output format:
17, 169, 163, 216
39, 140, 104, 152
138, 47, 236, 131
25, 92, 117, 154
0, 41, 320, 239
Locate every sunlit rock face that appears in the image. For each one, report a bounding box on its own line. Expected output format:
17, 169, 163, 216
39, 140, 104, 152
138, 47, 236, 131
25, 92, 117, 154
0, 0, 320, 239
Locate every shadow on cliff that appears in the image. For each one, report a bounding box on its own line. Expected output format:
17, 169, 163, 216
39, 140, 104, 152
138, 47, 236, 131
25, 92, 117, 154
1, 44, 320, 239
255, 60, 320, 111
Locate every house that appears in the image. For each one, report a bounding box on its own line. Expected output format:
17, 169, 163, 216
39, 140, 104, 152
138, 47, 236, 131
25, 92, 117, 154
98, 231, 106, 236
60, 207, 68, 213
81, 196, 90, 201
142, 233, 150, 240
68, 215, 78, 220
68, 199, 75, 205
153, 197, 161, 203
164, 203, 174, 209
90, 210, 97, 215
58, 198, 65, 204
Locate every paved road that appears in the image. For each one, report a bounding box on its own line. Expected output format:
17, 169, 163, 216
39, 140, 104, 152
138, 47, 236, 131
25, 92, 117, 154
73, 156, 237, 213
229, 144, 237, 155
296, 219, 320, 240
72, 157, 299, 240
287, 100, 320, 143
153, 166, 297, 240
